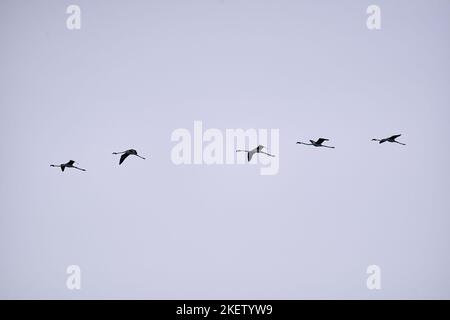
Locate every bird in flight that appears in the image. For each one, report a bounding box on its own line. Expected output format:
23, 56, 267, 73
297, 138, 335, 149
50, 160, 86, 172
113, 149, 146, 165
236, 145, 275, 162
372, 134, 406, 145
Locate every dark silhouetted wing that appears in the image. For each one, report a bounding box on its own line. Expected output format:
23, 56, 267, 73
316, 138, 329, 145
390, 134, 401, 140
248, 149, 257, 162
119, 153, 130, 165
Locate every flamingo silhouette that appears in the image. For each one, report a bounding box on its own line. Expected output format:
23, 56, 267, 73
236, 145, 275, 162
372, 134, 406, 145
113, 149, 146, 165
297, 138, 335, 149
50, 160, 86, 172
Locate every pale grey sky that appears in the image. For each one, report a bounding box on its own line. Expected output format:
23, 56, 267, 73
0, 0, 449, 299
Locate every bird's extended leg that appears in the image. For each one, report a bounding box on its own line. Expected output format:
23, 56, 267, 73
73, 166, 87, 171
260, 151, 276, 157
322, 145, 335, 149
136, 155, 146, 160
395, 141, 406, 146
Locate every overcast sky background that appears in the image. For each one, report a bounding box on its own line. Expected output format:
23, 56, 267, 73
1, 0, 449, 299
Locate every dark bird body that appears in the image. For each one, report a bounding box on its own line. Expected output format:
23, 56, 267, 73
297, 138, 335, 149
50, 160, 86, 172
372, 134, 405, 145
236, 145, 275, 162
113, 149, 146, 165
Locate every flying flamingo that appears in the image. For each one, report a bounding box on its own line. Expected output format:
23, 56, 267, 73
50, 160, 86, 172
297, 138, 335, 149
236, 145, 275, 162
372, 134, 406, 145
113, 149, 146, 165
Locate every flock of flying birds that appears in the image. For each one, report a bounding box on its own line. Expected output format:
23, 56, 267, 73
50, 149, 146, 172
50, 134, 405, 172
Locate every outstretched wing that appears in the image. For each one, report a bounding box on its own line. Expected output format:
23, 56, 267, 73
67, 160, 75, 166
248, 150, 257, 162
119, 153, 130, 165
316, 138, 329, 145
390, 134, 401, 140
